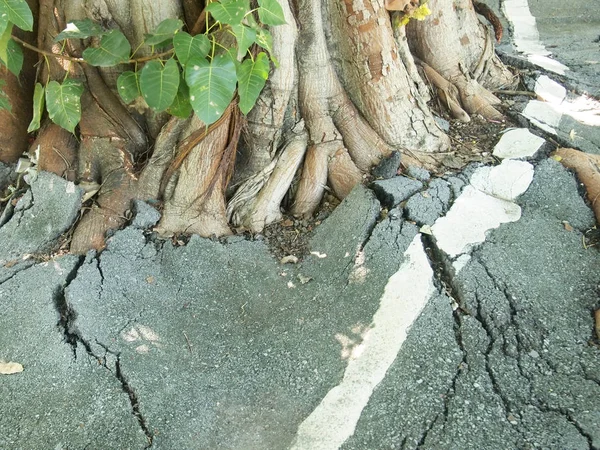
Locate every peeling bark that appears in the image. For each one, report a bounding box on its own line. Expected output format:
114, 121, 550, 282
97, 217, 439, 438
327, 0, 448, 151
408, 0, 517, 120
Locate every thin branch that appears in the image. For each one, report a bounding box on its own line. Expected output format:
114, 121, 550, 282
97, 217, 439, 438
11, 35, 174, 65
11, 35, 85, 63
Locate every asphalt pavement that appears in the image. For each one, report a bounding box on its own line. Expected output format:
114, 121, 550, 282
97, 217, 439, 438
1, 1, 600, 449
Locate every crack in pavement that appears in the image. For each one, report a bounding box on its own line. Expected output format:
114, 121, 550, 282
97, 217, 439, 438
51, 255, 154, 448
533, 402, 595, 449
417, 234, 469, 443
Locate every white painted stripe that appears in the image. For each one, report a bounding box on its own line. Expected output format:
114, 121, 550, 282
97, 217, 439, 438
432, 160, 534, 259
502, 0, 569, 74
529, 75, 600, 128
290, 235, 435, 450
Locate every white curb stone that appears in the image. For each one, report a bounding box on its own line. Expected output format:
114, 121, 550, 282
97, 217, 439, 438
492, 128, 545, 160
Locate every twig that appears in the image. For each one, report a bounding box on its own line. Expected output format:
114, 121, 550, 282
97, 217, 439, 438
493, 90, 536, 97
183, 331, 193, 354
11, 35, 174, 65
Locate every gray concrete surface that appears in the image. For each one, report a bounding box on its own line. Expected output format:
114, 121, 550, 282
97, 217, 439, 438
0, 172, 83, 264
1, 2, 600, 449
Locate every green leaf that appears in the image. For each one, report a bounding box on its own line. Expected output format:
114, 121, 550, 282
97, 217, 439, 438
257, 0, 286, 26
173, 31, 210, 66
0, 22, 12, 65
117, 70, 140, 104
231, 24, 256, 60
27, 82, 44, 132
185, 53, 236, 125
55, 19, 106, 41
0, 93, 11, 111
255, 28, 273, 54
237, 52, 269, 115
167, 79, 192, 118
0, 9, 8, 35
4, 39, 22, 76
45, 79, 83, 133
82, 30, 131, 67
0, 0, 33, 31
139, 58, 180, 112
205, 0, 249, 25
144, 18, 183, 46
0, 81, 11, 112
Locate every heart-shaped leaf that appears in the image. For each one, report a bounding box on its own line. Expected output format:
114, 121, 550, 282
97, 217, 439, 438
139, 58, 180, 112
255, 28, 273, 54
167, 79, 192, 118
45, 79, 83, 133
257, 0, 286, 26
173, 32, 210, 66
205, 0, 249, 25
231, 24, 256, 60
0, 22, 12, 64
237, 52, 269, 115
0, 0, 33, 31
27, 82, 45, 132
4, 39, 22, 76
117, 71, 140, 104
186, 53, 236, 125
82, 30, 131, 67
144, 18, 183, 46
55, 19, 106, 41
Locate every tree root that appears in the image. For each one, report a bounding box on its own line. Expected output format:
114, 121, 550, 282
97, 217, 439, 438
553, 148, 600, 223
228, 127, 308, 232
154, 113, 238, 238
408, 0, 516, 122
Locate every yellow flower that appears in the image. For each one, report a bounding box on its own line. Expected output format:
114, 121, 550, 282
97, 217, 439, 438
412, 4, 431, 21
395, 3, 432, 28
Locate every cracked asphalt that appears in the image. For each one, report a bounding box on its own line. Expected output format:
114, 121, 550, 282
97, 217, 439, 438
2, 2, 600, 449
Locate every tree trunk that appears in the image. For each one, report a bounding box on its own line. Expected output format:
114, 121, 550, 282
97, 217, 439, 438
0, 0, 517, 254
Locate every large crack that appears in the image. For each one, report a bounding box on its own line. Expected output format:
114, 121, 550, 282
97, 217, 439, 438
418, 233, 538, 446
52, 255, 154, 448
414, 233, 469, 445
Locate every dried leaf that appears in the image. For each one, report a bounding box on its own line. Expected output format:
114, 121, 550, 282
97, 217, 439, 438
280, 255, 298, 264
0, 360, 24, 374
562, 221, 574, 232
420, 225, 433, 235
298, 274, 312, 284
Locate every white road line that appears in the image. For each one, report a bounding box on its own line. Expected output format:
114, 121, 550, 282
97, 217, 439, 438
502, 0, 569, 74
290, 235, 435, 450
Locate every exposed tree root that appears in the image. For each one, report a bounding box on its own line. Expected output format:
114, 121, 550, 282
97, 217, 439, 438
289, 0, 407, 217
0, 0, 523, 254
228, 126, 308, 232
553, 148, 600, 223
408, 0, 516, 121
30, 123, 79, 181
155, 113, 238, 238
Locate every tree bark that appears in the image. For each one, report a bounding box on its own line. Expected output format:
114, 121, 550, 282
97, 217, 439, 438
0, 0, 517, 253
